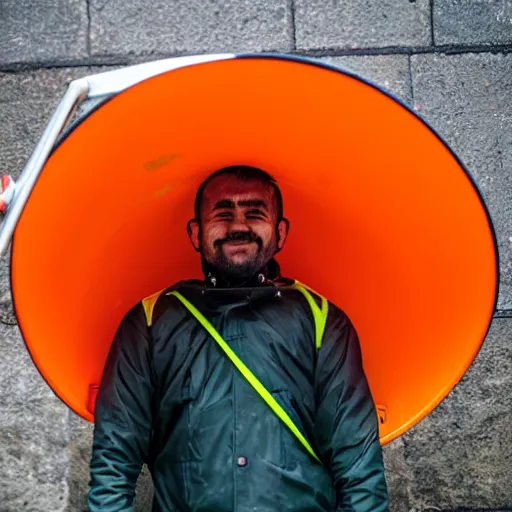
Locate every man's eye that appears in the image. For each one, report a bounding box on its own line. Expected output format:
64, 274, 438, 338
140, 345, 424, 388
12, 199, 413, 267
246, 209, 265, 219
216, 211, 233, 219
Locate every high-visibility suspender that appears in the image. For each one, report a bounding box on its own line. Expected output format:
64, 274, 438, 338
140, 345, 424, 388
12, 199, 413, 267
141, 281, 329, 463
292, 282, 329, 350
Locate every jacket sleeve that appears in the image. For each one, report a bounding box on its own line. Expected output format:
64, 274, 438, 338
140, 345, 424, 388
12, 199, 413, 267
88, 303, 155, 512
314, 304, 389, 511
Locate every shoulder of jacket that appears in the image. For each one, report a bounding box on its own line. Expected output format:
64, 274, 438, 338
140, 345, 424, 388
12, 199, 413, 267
141, 280, 199, 327
287, 280, 325, 306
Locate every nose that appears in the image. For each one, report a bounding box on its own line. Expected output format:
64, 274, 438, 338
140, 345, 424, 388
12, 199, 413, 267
227, 209, 250, 232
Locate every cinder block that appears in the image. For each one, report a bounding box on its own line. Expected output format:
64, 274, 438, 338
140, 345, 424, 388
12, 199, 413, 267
0, 0, 88, 66
295, 0, 431, 50
90, 0, 293, 56
434, 0, 512, 45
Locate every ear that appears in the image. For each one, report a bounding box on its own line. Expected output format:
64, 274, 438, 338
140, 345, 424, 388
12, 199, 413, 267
187, 219, 201, 252
276, 218, 290, 251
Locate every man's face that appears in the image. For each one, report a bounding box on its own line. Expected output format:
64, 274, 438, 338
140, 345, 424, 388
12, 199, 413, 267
188, 174, 288, 283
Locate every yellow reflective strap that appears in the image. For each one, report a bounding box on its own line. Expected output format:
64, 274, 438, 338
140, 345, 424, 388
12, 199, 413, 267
167, 290, 321, 464
290, 282, 329, 350
141, 290, 165, 327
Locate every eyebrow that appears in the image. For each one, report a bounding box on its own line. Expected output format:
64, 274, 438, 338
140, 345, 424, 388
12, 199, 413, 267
213, 199, 268, 210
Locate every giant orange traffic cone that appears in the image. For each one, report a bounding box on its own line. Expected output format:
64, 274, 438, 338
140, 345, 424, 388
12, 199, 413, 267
0, 54, 497, 445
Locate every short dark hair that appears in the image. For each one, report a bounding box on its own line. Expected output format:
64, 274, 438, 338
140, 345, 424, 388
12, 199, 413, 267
194, 165, 284, 221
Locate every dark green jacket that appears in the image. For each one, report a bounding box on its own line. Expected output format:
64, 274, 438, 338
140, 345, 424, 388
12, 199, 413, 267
88, 262, 388, 511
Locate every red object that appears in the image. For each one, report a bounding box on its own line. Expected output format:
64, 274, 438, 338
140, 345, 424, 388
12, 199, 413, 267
87, 385, 100, 415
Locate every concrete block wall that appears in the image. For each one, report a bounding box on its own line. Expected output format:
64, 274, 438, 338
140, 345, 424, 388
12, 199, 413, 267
0, 1, 511, 510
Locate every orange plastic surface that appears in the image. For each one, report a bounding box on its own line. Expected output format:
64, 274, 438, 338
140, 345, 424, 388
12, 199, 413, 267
11, 55, 497, 444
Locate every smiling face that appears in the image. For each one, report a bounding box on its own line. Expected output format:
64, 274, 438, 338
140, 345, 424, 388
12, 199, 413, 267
188, 173, 289, 284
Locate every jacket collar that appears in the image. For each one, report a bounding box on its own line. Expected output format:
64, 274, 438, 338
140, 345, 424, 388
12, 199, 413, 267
203, 258, 287, 288
167, 258, 295, 312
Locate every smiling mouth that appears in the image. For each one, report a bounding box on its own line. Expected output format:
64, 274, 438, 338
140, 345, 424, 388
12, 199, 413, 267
223, 240, 255, 246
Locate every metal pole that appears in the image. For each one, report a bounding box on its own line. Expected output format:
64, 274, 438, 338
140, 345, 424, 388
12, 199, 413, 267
0, 78, 90, 258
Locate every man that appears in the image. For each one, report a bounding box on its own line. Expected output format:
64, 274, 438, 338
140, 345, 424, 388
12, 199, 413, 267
88, 165, 388, 511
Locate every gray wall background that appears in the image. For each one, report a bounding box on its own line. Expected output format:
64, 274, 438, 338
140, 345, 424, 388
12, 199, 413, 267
0, 1, 511, 511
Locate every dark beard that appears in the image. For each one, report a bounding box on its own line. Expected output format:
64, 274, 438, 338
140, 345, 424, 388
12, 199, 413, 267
202, 231, 276, 286
203, 253, 267, 285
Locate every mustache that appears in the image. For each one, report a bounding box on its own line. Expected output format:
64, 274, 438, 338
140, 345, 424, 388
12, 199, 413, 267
214, 231, 262, 248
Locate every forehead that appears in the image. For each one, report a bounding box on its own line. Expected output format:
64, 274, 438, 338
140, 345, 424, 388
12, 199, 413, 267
201, 175, 276, 206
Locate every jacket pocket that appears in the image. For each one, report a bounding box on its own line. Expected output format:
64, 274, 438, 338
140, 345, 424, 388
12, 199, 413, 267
271, 389, 314, 468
